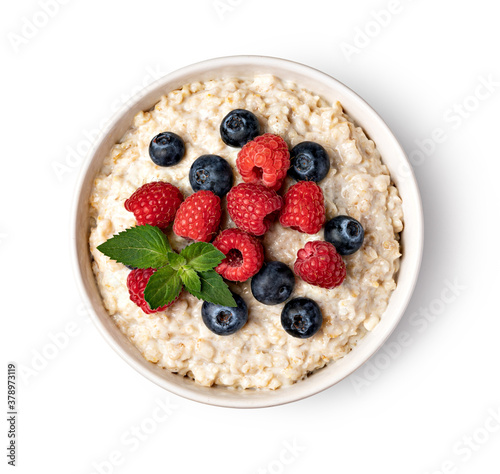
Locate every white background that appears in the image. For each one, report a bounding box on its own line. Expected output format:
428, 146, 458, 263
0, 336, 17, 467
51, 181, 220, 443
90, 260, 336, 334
2, 0, 500, 473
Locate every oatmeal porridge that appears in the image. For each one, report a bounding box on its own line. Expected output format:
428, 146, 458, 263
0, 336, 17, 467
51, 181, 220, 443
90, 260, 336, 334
89, 74, 403, 390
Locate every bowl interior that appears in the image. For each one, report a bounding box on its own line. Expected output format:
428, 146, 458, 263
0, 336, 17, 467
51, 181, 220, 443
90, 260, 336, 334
73, 56, 423, 408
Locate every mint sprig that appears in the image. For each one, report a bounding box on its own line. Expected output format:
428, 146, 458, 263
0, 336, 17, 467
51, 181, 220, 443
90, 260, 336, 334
180, 241, 229, 272
179, 266, 201, 293
144, 266, 182, 309
166, 252, 186, 270
186, 270, 237, 307
97, 224, 171, 269
97, 225, 236, 309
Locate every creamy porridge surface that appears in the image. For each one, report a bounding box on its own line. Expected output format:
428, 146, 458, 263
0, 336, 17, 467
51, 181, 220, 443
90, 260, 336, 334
89, 75, 403, 390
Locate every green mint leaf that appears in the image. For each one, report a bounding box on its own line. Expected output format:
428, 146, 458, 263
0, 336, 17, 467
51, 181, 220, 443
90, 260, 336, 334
180, 242, 226, 272
187, 270, 237, 307
167, 252, 186, 270
97, 224, 171, 269
144, 266, 182, 310
179, 266, 201, 293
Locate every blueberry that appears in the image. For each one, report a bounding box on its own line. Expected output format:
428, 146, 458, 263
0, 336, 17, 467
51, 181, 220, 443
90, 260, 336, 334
149, 132, 185, 167
220, 109, 260, 147
202, 292, 248, 336
281, 297, 323, 338
324, 216, 364, 255
288, 141, 330, 182
189, 154, 234, 197
251, 261, 295, 305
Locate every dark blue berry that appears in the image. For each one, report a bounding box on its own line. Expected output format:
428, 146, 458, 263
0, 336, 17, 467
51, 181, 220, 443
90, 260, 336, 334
288, 141, 330, 182
149, 132, 185, 167
202, 292, 248, 336
251, 261, 295, 305
281, 297, 322, 338
189, 154, 234, 197
220, 109, 260, 147
324, 216, 364, 255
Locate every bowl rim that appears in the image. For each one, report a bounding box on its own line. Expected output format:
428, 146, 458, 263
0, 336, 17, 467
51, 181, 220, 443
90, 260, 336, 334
71, 55, 424, 408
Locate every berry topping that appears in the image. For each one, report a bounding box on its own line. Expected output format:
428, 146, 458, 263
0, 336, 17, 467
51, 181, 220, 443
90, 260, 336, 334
127, 268, 180, 314
279, 181, 325, 234
124, 181, 183, 228
202, 292, 248, 335
149, 132, 185, 167
213, 228, 264, 282
237, 133, 290, 191
220, 109, 260, 147
324, 216, 365, 255
189, 154, 234, 198
281, 297, 323, 338
289, 141, 330, 182
173, 190, 221, 242
226, 183, 283, 236
294, 241, 346, 289
251, 261, 295, 305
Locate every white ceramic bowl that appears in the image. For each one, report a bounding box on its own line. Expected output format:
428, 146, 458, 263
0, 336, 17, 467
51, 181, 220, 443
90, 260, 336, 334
72, 55, 423, 408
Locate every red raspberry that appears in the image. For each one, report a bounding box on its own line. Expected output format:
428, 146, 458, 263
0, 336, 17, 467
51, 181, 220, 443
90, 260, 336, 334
294, 241, 346, 289
237, 133, 290, 191
173, 190, 221, 242
279, 181, 325, 234
127, 268, 180, 314
125, 181, 183, 228
213, 228, 264, 281
226, 183, 283, 236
